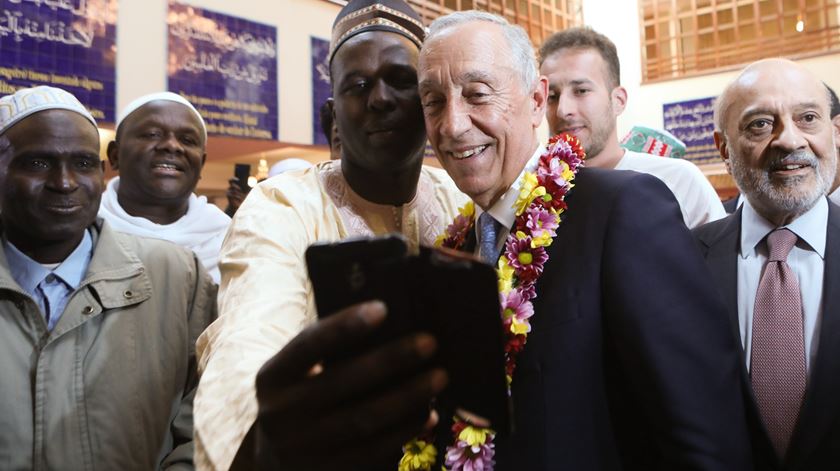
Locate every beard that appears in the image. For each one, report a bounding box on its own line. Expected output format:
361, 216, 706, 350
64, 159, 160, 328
730, 148, 835, 216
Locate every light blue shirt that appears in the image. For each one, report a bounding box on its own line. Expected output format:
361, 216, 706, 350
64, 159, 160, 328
3, 230, 93, 331
738, 197, 827, 376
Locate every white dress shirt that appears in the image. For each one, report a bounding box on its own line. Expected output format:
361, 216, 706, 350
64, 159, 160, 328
474, 146, 543, 257
737, 197, 827, 375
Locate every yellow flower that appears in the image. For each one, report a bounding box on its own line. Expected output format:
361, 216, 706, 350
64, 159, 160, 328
399, 439, 437, 471
510, 318, 530, 335
530, 231, 553, 248
458, 425, 491, 447
434, 234, 446, 247
561, 160, 575, 181
458, 201, 475, 217
513, 172, 546, 216
515, 230, 528, 240
498, 277, 513, 294
497, 258, 514, 294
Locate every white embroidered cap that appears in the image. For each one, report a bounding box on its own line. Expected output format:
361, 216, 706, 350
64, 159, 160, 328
117, 92, 207, 141
0, 85, 97, 136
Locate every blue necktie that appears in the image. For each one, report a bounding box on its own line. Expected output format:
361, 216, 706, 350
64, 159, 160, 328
478, 212, 501, 263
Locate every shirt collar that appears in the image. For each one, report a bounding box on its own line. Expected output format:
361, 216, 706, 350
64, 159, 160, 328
740, 196, 828, 260
2, 229, 93, 292
475, 145, 543, 230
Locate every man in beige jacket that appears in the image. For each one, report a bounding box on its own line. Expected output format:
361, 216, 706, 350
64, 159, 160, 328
0, 86, 217, 469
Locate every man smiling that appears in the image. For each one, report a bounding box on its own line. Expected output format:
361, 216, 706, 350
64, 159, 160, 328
193, 1, 466, 469
99, 92, 230, 282
418, 11, 749, 469
695, 59, 840, 470
0, 86, 216, 469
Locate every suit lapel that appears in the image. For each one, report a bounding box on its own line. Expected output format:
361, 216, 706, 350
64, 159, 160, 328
701, 210, 742, 344
786, 202, 840, 469
700, 210, 780, 467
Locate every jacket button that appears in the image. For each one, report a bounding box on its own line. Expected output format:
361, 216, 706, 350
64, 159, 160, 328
82, 306, 94, 315
123, 290, 133, 298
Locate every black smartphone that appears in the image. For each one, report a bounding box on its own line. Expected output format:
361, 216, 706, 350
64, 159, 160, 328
234, 163, 251, 191
305, 235, 511, 436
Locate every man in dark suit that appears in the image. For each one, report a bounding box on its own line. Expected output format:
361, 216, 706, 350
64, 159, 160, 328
694, 58, 840, 471
418, 10, 750, 470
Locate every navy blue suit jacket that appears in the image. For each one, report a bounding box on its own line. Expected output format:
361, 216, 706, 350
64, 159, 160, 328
723, 195, 741, 214
474, 168, 751, 470
693, 201, 840, 471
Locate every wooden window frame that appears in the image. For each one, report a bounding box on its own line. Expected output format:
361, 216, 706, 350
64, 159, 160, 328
323, 0, 584, 46
639, 0, 840, 83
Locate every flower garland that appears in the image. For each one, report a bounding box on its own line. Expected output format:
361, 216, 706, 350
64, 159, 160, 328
400, 134, 585, 471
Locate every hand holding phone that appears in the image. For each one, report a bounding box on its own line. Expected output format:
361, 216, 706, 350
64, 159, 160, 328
252, 300, 448, 470
305, 235, 511, 436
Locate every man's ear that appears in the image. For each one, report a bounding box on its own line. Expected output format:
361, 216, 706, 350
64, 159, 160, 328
106, 140, 119, 171
832, 115, 840, 142
531, 76, 549, 127
611, 86, 628, 117
714, 131, 732, 175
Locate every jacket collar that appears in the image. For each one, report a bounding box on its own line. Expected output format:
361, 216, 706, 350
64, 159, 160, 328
0, 219, 151, 310
696, 208, 742, 338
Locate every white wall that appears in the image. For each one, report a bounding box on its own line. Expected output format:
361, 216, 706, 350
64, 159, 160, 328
116, 0, 339, 145
582, 0, 840, 143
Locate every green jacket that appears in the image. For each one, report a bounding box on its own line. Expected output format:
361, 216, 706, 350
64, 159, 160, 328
0, 219, 218, 470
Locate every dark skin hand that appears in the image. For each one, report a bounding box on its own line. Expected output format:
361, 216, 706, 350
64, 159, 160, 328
225, 177, 247, 216
241, 301, 448, 470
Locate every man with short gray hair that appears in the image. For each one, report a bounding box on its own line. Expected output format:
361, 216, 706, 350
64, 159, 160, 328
419, 10, 749, 470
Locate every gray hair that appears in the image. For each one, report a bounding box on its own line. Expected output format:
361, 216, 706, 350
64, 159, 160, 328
426, 10, 538, 91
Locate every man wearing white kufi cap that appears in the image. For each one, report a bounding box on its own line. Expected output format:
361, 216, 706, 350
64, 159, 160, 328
0, 86, 217, 469
99, 91, 231, 283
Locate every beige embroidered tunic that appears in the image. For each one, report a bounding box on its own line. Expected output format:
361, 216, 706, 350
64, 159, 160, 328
194, 160, 467, 470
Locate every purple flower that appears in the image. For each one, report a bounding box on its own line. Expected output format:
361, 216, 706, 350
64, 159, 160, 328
505, 236, 548, 283
516, 282, 537, 300
525, 204, 559, 239
501, 288, 534, 332
442, 213, 474, 249
445, 440, 495, 471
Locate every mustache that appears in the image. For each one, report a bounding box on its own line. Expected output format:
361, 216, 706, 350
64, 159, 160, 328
766, 150, 820, 169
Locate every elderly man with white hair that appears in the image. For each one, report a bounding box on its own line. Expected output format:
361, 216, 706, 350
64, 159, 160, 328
98, 92, 231, 283
0, 86, 216, 469
411, 10, 749, 470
